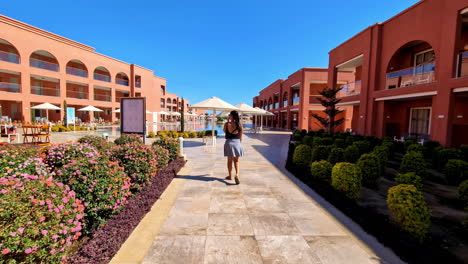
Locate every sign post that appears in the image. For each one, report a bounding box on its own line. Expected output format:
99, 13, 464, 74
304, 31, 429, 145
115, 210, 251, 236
121, 97, 146, 144
66, 107, 75, 131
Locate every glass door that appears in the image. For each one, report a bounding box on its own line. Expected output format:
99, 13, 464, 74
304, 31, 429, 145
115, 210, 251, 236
409, 108, 431, 136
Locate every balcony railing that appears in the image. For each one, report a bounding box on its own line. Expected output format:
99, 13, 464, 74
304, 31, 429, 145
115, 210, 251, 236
30, 58, 59, 72
136, 82, 141, 88
116, 78, 129, 86
115, 95, 129, 103
94, 94, 112, 102
457, 51, 468, 78
338, 80, 362, 97
386, 62, 435, 89
31, 86, 60, 97
0, 82, 20, 93
66, 90, 88, 100
0, 51, 20, 64
66, 67, 88, 78
94, 73, 111, 82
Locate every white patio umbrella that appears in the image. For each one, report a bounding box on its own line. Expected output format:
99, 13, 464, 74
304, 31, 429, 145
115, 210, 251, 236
78, 105, 103, 124
31, 103, 61, 121
190, 97, 239, 146
254, 107, 274, 131
172, 112, 181, 116
111, 109, 152, 114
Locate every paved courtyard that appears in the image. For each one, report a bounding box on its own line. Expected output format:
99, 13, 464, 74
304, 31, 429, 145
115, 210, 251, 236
111, 131, 405, 264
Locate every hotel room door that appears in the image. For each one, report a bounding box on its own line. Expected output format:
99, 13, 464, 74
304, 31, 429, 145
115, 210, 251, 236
409, 107, 431, 136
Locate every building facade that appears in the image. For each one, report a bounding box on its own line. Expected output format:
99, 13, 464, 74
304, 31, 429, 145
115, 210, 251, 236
0, 15, 191, 124
328, 0, 468, 146
253, 68, 353, 131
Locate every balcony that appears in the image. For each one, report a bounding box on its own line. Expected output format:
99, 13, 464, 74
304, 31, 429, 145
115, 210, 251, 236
136, 82, 141, 88
30, 58, 59, 72
338, 80, 361, 97
116, 78, 129, 86
0, 51, 19, 64
0, 82, 20, 93
66, 67, 88, 78
386, 62, 435, 89
94, 94, 111, 102
457, 51, 468, 78
292, 96, 300, 105
31, 86, 60, 97
94, 73, 111, 82
66, 90, 88, 100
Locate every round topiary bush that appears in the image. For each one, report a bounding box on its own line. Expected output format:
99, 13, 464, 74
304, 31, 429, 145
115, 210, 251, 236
152, 137, 180, 161
44, 143, 99, 170
382, 140, 395, 159
292, 144, 312, 168
111, 142, 159, 191
352, 141, 371, 155
328, 147, 345, 165
331, 162, 362, 199
293, 132, 303, 142
445, 159, 468, 185
345, 136, 357, 146
434, 147, 463, 170
356, 153, 381, 187
114, 134, 143, 145
400, 151, 427, 177
310, 160, 332, 182
302, 135, 313, 146
312, 145, 329, 162
387, 184, 431, 241
372, 145, 389, 174
423, 140, 441, 159
459, 180, 468, 202
395, 172, 423, 190
333, 138, 346, 149
0, 172, 85, 264
404, 137, 418, 150
344, 145, 360, 163
407, 144, 424, 154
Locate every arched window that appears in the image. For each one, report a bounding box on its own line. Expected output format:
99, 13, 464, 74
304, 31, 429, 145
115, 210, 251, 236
94, 67, 111, 82
116, 72, 129, 86
0, 39, 20, 64
30, 50, 59, 71
167, 98, 171, 103
66, 60, 88, 78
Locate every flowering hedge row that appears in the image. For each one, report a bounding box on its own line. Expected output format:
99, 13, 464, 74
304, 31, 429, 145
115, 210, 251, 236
1, 134, 180, 263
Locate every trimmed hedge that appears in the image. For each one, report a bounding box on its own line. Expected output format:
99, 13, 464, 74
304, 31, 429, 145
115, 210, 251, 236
292, 144, 312, 168
400, 151, 427, 177
387, 184, 431, 241
407, 144, 424, 154
459, 180, 468, 202
331, 162, 362, 199
353, 141, 372, 155
152, 137, 180, 161
395, 172, 423, 191
328, 147, 345, 165
310, 160, 332, 182
445, 159, 468, 185
302, 135, 313, 146
312, 145, 330, 162
344, 145, 360, 163
356, 153, 381, 186
435, 147, 463, 170
372, 145, 389, 174
334, 138, 346, 149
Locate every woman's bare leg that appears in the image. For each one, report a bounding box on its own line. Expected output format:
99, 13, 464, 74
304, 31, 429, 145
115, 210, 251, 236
233, 157, 240, 184
226, 157, 233, 179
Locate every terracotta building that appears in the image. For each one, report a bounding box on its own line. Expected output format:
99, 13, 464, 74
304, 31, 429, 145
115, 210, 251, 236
0, 15, 191, 124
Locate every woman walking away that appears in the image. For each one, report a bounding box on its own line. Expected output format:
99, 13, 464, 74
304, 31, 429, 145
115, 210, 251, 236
223, 110, 244, 184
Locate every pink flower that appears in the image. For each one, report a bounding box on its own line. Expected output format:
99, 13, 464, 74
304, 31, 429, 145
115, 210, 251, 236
17, 228, 24, 234
38, 216, 46, 222
50, 249, 56, 254
25, 248, 32, 254
10, 232, 16, 237
41, 230, 48, 235
52, 234, 59, 240
1, 248, 10, 255
62, 197, 69, 203
51, 194, 57, 198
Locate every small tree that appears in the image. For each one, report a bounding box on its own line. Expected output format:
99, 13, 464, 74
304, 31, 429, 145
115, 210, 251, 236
180, 98, 185, 132
311, 87, 344, 132
63, 100, 68, 126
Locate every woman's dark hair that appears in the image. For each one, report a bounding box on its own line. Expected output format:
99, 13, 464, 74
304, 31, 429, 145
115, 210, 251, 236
230, 111, 242, 131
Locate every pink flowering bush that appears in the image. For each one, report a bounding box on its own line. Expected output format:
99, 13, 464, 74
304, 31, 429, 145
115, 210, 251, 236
54, 157, 131, 233
0, 146, 42, 176
151, 145, 170, 169
44, 143, 98, 170
111, 142, 159, 191
152, 137, 180, 161
0, 172, 85, 264
114, 134, 143, 146
78, 135, 115, 154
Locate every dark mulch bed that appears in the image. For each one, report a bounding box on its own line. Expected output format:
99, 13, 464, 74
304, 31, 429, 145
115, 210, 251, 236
67, 158, 186, 264
285, 143, 467, 264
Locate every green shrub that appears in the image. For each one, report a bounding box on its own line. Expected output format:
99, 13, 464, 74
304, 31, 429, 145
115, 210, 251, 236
357, 153, 381, 186
58, 157, 132, 232
345, 136, 357, 146
147, 131, 156, 138
188, 131, 197, 138
328, 147, 345, 165
458, 180, 468, 202
310, 160, 333, 182
151, 145, 170, 168
293, 132, 303, 142
292, 144, 312, 168
152, 137, 180, 161
372, 145, 389, 174
331, 162, 362, 199
434, 147, 463, 170
344, 145, 360, 163
0, 172, 85, 264
300, 129, 307, 136
312, 145, 329, 162
382, 140, 395, 159
204, 130, 218, 137
404, 137, 418, 150
460, 145, 468, 162
313, 137, 333, 146
45, 143, 98, 170
334, 138, 346, 149
395, 172, 423, 190
400, 151, 427, 177
302, 135, 313, 146
0, 145, 41, 175
352, 141, 371, 155
445, 159, 468, 185
78, 135, 107, 150
197, 130, 206, 137
114, 134, 143, 145
51, 126, 59, 132
423, 140, 440, 159
387, 184, 431, 240
407, 144, 424, 154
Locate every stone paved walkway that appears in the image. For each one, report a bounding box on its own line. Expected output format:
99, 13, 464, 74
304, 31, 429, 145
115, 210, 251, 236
120, 131, 405, 264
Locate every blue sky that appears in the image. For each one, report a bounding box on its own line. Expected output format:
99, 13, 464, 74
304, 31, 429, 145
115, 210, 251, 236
2, 0, 419, 105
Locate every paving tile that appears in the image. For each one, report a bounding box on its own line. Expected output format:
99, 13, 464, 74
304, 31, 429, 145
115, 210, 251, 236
170, 196, 211, 215
179, 185, 212, 198
207, 213, 254, 235
209, 196, 248, 214
256, 236, 322, 264
249, 213, 300, 236
204, 236, 263, 264
158, 213, 208, 235
244, 197, 286, 214
289, 211, 347, 236
240, 186, 274, 198
142, 236, 206, 264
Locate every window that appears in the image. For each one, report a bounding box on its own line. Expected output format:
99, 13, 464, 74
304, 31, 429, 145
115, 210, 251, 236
161, 85, 166, 95
409, 107, 431, 136
135, 92, 141, 97
415, 50, 435, 67
135, 75, 141, 88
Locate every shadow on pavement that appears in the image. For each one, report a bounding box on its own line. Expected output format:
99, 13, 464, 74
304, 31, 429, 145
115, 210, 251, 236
183, 140, 206, 148
176, 174, 237, 186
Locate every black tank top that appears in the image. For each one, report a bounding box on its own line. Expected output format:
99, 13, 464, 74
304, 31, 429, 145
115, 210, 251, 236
225, 123, 241, 139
